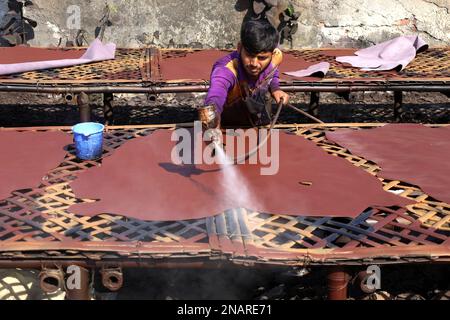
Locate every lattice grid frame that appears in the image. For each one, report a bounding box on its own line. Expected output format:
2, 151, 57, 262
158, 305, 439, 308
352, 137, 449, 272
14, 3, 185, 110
0, 124, 449, 261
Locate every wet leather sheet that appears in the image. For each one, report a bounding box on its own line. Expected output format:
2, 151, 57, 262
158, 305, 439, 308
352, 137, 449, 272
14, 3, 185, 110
0, 39, 116, 76
160, 50, 229, 81
0, 47, 85, 64
336, 35, 427, 71
326, 124, 450, 203
159, 49, 330, 82
69, 130, 411, 221
0, 131, 71, 200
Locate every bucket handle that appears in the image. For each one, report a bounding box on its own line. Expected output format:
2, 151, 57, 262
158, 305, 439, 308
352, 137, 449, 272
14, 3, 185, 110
72, 123, 104, 138
81, 132, 98, 138
76, 129, 103, 138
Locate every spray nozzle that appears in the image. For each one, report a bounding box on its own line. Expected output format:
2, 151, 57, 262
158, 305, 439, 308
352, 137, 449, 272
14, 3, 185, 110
198, 104, 219, 130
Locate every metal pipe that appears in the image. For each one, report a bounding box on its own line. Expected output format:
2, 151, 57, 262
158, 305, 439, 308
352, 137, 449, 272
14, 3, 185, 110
0, 259, 310, 271
0, 260, 229, 269
0, 84, 209, 94
39, 267, 65, 293
327, 266, 350, 300
103, 93, 114, 125
308, 92, 320, 117
354, 270, 377, 294
65, 266, 91, 300
282, 85, 450, 93
64, 93, 75, 103
286, 103, 324, 124
147, 94, 157, 102
77, 92, 91, 123
0, 84, 448, 94
394, 91, 404, 122
101, 266, 123, 292
336, 91, 352, 102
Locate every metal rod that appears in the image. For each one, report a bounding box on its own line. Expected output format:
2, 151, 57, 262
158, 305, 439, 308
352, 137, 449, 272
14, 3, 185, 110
0, 84, 448, 94
0, 260, 230, 269
308, 92, 320, 117
327, 266, 350, 300
77, 92, 91, 123
277, 85, 449, 93
286, 103, 324, 124
103, 93, 114, 125
0, 84, 209, 94
393, 91, 404, 122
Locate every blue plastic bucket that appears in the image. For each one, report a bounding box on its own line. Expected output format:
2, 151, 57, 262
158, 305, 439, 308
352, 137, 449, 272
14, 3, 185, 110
72, 122, 104, 160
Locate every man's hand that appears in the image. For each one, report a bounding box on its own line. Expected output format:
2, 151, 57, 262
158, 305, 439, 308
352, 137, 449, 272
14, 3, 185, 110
272, 89, 290, 105
202, 111, 221, 144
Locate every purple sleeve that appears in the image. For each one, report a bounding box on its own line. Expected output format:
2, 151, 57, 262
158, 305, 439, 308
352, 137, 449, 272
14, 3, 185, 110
205, 67, 236, 114
269, 68, 280, 92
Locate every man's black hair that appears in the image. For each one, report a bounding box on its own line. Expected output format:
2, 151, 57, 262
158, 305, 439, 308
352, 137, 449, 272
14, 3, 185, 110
240, 19, 279, 55
8, 0, 21, 12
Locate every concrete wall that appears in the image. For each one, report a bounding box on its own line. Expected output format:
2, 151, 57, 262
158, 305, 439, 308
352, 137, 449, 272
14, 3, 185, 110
0, 1, 7, 24
20, 0, 244, 48
296, 0, 450, 47
1, 0, 449, 48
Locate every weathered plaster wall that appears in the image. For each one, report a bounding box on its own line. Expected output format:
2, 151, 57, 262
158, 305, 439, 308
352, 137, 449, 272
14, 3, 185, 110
0, 1, 7, 22
21, 0, 245, 48
1, 0, 449, 48
294, 0, 450, 47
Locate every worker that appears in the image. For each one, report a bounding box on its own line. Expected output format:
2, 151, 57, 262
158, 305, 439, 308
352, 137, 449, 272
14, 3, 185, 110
201, 19, 290, 130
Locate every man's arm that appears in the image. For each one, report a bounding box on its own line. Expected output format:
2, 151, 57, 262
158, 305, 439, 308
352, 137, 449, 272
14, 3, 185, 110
204, 67, 236, 115
270, 68, 290, 104
269, 68, 281, 92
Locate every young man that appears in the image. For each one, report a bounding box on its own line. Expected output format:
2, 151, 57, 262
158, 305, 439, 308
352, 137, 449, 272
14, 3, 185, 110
204, 19, 289, 128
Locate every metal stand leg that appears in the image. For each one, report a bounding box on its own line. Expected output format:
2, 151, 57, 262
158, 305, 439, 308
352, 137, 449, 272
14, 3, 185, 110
327, 266, 350, 300
65, 266, 91, 300
336, 91, 351, 102
103, 93, 114, 125
353, 270, 378, 295
77, 92, 91, 123
393, 91, 403, 122
308, 92, 320, 117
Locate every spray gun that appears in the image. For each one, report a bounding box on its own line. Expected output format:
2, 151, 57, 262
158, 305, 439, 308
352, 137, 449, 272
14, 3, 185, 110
198, 105, 221, 144
198, 100, 284, 164
198, 98, 322, 164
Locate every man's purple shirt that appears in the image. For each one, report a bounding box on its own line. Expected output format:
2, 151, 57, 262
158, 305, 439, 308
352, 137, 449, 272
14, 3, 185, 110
204, 51, 280, 114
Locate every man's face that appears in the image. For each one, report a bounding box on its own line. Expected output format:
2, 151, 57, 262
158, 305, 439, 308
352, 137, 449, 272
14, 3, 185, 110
239, 45, 273, 78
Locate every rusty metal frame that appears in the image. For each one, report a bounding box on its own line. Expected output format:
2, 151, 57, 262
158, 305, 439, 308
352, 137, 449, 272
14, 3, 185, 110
0, 47, 448, 123
0, 82, 448, 94
0, 123, 449, 269
0, 47, 448, 91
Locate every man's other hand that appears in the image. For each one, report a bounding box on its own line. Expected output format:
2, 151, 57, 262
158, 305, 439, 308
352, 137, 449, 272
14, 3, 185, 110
272, 90, 290, 105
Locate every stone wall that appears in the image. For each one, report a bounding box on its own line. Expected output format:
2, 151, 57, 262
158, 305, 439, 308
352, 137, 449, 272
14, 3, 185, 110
295, 0, 450, 47
0, 1, 7, 24
0, 0, 449, 48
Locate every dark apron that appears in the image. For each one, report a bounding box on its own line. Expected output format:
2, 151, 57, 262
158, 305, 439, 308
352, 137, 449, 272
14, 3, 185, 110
220, 84, 275, 128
